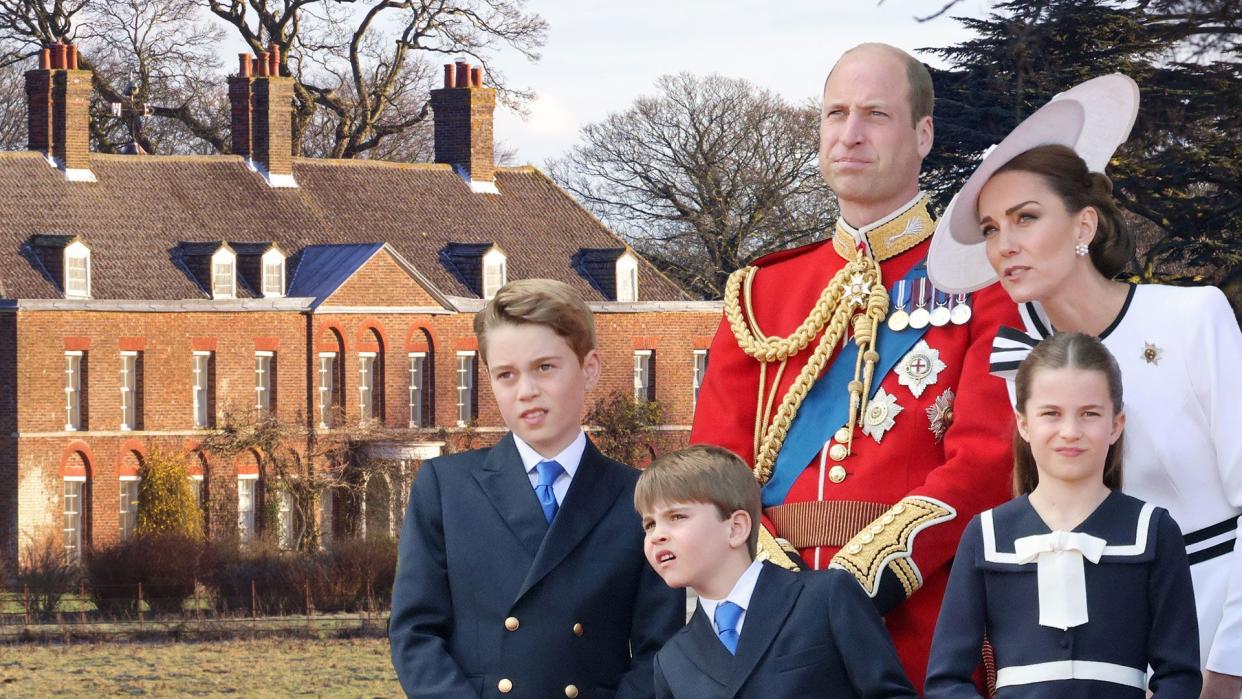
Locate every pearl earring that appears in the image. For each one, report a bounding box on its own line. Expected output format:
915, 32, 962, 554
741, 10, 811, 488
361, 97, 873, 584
1075, 242, 1089, 257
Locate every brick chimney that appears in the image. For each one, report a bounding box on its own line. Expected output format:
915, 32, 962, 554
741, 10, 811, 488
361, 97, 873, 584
430, 60, 496, 191
25, 42, 94, 181
228, 44, 296, 188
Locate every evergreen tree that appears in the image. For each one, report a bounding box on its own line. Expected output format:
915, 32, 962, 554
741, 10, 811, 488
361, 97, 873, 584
925, 0, 1241, 283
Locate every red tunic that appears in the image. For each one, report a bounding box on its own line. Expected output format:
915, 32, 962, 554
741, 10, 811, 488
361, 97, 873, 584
691, 209, 1019, 694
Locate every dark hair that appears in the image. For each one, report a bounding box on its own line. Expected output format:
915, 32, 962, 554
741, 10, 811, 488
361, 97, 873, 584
635, 445, 761, 558
994, 144, 1134, 278
1013, 332, 1125, 495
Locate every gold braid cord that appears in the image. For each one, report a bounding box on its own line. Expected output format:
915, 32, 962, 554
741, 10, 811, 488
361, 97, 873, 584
724, 255, 889, 485
829, 496, 956, 598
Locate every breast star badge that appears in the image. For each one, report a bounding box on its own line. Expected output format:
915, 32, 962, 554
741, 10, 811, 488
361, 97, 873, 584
861, 388, 902, 443
897, 340, 946, 398
1142, 342, 1162, 365
925, 388, 955, 443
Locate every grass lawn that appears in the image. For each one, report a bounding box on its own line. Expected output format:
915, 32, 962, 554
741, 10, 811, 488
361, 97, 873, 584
0, 637, 401, 697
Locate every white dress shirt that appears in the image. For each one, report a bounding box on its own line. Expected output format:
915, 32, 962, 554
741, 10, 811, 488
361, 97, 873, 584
698, 559, 765, 637
513, 431, 586, 506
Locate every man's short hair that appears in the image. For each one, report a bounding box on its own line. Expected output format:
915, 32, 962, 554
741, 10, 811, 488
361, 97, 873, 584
634, 445, 761, 558
828, 42, 934, 126
473, 279, 597, 364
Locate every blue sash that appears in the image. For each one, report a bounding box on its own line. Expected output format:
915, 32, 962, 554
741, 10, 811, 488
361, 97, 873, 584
762, 262, 933, 507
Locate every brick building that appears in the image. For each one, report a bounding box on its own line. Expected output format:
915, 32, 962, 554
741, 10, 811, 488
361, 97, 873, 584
0, 44, 721, 567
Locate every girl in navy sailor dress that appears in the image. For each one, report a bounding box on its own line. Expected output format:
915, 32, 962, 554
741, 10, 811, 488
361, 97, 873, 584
926, 332, 1200, 698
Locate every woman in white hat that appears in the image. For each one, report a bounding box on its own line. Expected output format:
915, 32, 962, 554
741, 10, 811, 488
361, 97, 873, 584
927, 74, 1242, 698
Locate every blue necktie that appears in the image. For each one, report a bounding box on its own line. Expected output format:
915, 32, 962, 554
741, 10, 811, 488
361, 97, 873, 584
535, 460, 564, 524
714, 601, 742, 655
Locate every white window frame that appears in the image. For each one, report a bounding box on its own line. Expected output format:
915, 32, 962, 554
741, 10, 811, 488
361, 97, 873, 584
358, 352, 376, 422
276, 488, 294, 550
633, 350, 653, 402
64, 477, 85, 564
237, 475, 258, 543
481, 247, 507, 299
616, 252, 639, 302
261, 248, 286, 298
64, 240, 91, 299
255, 351, 274, 412
693, 350, 708, 409
120, 351, 138, 431
456, 351, 476, 426
189, 475, 204, 513
192, 351, 211, 428
408, 352, 426, 428
119, 476, 140, 542
317, 352, 336, 428
211, 247, 236, 299
320, 488, 334, 548
65, 351, 82, 431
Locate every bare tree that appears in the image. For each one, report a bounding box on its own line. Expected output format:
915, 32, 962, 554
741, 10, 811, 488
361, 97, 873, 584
0, 0, 546, 158
551, 73, 836, 299
0, 62, 26, 149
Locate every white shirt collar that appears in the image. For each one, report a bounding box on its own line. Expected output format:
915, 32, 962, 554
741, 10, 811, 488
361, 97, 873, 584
513, 431, 585, 478
699, 559, 765, 635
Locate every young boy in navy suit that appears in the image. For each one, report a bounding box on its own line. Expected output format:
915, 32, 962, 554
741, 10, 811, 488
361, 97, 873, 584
636, 445, 916, 699
390, 279, 685, 698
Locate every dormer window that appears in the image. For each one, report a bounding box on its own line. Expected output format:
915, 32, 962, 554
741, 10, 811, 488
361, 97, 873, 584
482, 246, 507, 299
211, 247, 236, 299
63, 240, 91, 299
616, 252, 638, 302
262, 248, 286, 297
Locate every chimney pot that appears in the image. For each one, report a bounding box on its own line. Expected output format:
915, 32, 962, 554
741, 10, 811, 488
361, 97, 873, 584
53, 42, 67, 70
238, 53, 252, 77
258, 51, 270, 77
431, 65, 496, 184
39, 48, 50, 70
443, 63, 455, 88
455, 61, 469, 89
471, 67, 483, 88
268, 44, 280, 76
67, 44, 78, 70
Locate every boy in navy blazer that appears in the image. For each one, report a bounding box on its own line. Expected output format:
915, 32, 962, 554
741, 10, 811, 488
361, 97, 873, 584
636, 445, 916, 699
390, 279, 685, 698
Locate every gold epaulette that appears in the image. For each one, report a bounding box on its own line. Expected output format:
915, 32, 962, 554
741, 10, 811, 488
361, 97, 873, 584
829, 496, 955, 599
755, 527, 803, 572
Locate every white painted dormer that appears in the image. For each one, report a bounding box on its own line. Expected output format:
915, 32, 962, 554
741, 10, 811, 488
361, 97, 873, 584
211, 246, 237, 299
261, 247, 286, 297
63, 240, 91, 299
482, 246, 507, 299
616, 251, 638, 302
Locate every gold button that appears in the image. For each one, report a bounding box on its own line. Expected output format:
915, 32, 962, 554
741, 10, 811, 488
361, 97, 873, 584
828, 444, 848, 462
828, 465, 847, 483
498, 678, 513, 693
565, 685, 579, 698
504, 616, 519, 631
847, 543, 862, 554
833, 427, 850, 443
881, 514, 895, 525
892, 503, 906, 514
572, 623, 584, 637
870, 523, 883, 534
860, 532, 874, 543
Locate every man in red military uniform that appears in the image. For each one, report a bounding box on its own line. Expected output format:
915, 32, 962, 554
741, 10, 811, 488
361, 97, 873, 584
691, 43, 1019, 694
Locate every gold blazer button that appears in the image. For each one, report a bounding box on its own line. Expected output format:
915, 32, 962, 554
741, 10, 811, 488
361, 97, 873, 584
564, 685, 579, 698
498, 678, 513, 693
504, 616, 519, 631
572, 623, 584, 637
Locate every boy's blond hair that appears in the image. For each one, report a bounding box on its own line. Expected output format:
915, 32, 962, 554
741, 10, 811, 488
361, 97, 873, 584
473, 279, 597, 364
635, 445, 761, 558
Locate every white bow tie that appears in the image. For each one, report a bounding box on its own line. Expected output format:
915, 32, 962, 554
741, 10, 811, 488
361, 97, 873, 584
1014, 531, 1107, 630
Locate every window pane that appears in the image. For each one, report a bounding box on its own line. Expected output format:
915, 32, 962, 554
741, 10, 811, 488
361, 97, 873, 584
358, 356, 373, 421
120, 354, 136, 430
65, 255, 88, 296
318, 355, 335, 427
65, 354, 80, 430
408, 355, 424, 427
456, 354, 474, 423
263, 262, 283, 295
193, 354, 210, 428
277, 490, 293, 550
237, 479, 255, 543
213, 260, 234, 297
119, 480, 139, 542
255, 355, 271, 412
64, 481, 82, 564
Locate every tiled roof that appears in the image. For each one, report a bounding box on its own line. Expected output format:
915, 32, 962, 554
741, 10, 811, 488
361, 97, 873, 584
0, 152, 689, 302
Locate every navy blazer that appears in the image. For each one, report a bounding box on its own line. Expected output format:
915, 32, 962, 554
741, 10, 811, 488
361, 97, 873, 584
653, 564, 916, 699
389, 433, 685, 698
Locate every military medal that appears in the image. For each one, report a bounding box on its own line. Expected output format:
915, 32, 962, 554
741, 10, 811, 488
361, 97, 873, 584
908, 278, 931, 329
950, 293, 972, 325
887, 279, 910, 332
897, 339, 946, 398
929, 288, 952, 327
925, 388, 955, 442
861, 388, 902, 443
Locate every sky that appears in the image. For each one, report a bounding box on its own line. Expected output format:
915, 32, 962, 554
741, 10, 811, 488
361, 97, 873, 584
490, 0, 993, 166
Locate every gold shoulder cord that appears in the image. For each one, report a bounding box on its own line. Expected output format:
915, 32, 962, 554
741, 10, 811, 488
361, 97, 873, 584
724, 253, 889, 485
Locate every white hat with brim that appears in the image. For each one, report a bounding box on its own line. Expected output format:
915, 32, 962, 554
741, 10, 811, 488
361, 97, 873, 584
927, 73, 1140, 293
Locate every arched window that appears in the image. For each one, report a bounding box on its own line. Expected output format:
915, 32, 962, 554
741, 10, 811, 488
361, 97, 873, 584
63, 240, 91, 298
261, 247, 286, 297
62, 450, 91, 564
616, 251, 639, 302
482, 246, 507, 299
211, 246, 237, 299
